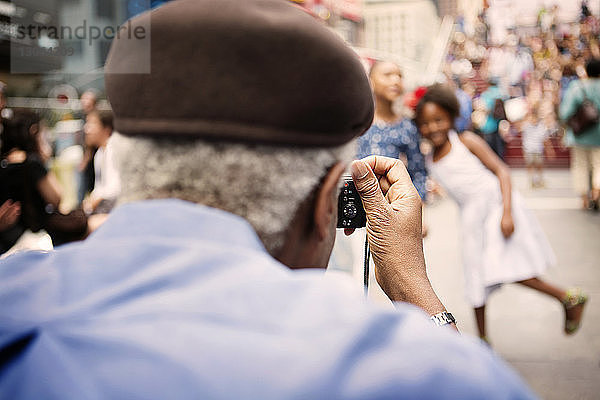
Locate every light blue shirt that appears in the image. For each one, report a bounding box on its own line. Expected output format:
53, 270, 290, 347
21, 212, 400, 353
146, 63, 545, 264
480, 86, 508, 135
0, 200, 536, 399
559, 78, 600, 147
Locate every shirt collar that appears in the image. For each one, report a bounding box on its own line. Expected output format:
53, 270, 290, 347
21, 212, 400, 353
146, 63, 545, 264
88, 199, 266, 253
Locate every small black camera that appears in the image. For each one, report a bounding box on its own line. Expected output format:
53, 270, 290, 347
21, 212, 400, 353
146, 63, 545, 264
337, 174, 366, 229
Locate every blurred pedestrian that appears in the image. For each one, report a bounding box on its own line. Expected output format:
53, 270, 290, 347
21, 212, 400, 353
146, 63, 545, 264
466, 59, 489, 97
416, 84, 587, 343
560, 61, 579, 101
520, 108, 555, 188
79, 90, 98, 118
82, 110, 120, 214
479, 77, 508, 158
452, 78, 473, 133
357, 61, 427, 201
559, 58, 600, 210
77, 89, 99, 205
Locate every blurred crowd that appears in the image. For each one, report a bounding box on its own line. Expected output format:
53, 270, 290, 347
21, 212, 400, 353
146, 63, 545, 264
444, 3, 599, 133
0, 84, 118, 255
409, 2, 600, 204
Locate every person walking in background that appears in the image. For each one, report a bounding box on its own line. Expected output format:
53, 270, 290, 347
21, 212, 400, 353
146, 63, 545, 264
449, 77, 473, 133
416, 84, 587, 343
466, 59, 489, 97
77, 89, 99, 205
357, 61, 427, 202
479, 77, 508, 158
559, 58, 600, 210
78, 90, 98, 118
520, 107, 555, 188
83, 110, 120, 214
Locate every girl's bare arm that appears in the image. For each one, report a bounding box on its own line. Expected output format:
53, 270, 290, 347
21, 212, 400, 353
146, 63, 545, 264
459, 132, 514, 237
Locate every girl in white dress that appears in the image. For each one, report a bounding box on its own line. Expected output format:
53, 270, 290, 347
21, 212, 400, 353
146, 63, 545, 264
415, 84, 587, 341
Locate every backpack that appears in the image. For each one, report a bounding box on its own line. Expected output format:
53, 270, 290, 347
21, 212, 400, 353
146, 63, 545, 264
566, 83, 600, 136
492, 98, 507, 120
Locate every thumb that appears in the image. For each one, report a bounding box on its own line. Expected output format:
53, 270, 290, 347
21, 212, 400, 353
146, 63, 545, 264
351, 160, 390, 215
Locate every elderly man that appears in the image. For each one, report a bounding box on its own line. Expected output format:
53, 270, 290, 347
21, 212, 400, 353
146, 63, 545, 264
0, 0, 535, 398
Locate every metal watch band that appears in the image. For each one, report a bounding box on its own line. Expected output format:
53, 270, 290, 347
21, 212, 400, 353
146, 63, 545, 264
430, 311, 456, 326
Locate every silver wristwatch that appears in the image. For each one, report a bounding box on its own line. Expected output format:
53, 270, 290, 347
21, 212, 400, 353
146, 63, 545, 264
430, 311, 456, 326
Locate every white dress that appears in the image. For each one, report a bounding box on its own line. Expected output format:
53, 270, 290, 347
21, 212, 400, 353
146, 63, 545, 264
428, 131, 556, 307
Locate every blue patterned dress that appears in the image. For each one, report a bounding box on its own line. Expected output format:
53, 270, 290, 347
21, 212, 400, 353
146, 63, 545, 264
357, 119, 427, 200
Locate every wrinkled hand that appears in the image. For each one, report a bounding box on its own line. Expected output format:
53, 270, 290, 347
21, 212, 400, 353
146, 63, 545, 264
500, 212, 514, 239
0, 200, 21, 231
349, 157, 444, 315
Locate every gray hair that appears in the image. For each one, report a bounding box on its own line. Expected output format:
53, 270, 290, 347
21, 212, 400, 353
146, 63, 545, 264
110, 132, 355, 254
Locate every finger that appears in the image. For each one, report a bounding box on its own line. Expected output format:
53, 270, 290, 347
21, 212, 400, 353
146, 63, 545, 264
9, 204, 20, 217
361, 156, 419, 206
351, 160, 390, 215
379, 175, 391, 195
361, 155, 412, 187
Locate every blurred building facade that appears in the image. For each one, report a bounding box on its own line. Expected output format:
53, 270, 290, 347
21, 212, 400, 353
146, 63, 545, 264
435, 0, 458, 17
0, 0, 148, 99
362, 0, 439, 64
457, 0, 484, 36
291, 0, 365, 45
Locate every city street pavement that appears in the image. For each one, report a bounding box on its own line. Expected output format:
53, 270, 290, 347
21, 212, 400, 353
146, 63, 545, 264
399, 168, 599, 400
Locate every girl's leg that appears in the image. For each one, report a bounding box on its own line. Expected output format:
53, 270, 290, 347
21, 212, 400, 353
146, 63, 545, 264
535, 158, 544, 186
517, 277, 587, 334
474, 305, 486, 339
517, 277, 565, 300
526, 161, 534, 186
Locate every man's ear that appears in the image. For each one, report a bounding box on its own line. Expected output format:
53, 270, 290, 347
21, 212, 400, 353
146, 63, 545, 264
29, 123, 39, 136
313, 162, 346, 241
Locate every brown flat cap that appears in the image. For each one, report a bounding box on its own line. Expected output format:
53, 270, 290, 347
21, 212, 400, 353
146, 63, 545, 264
104, 0, 374, 146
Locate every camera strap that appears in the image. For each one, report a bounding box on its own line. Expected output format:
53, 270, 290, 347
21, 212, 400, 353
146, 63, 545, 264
363, 235, 370, 296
